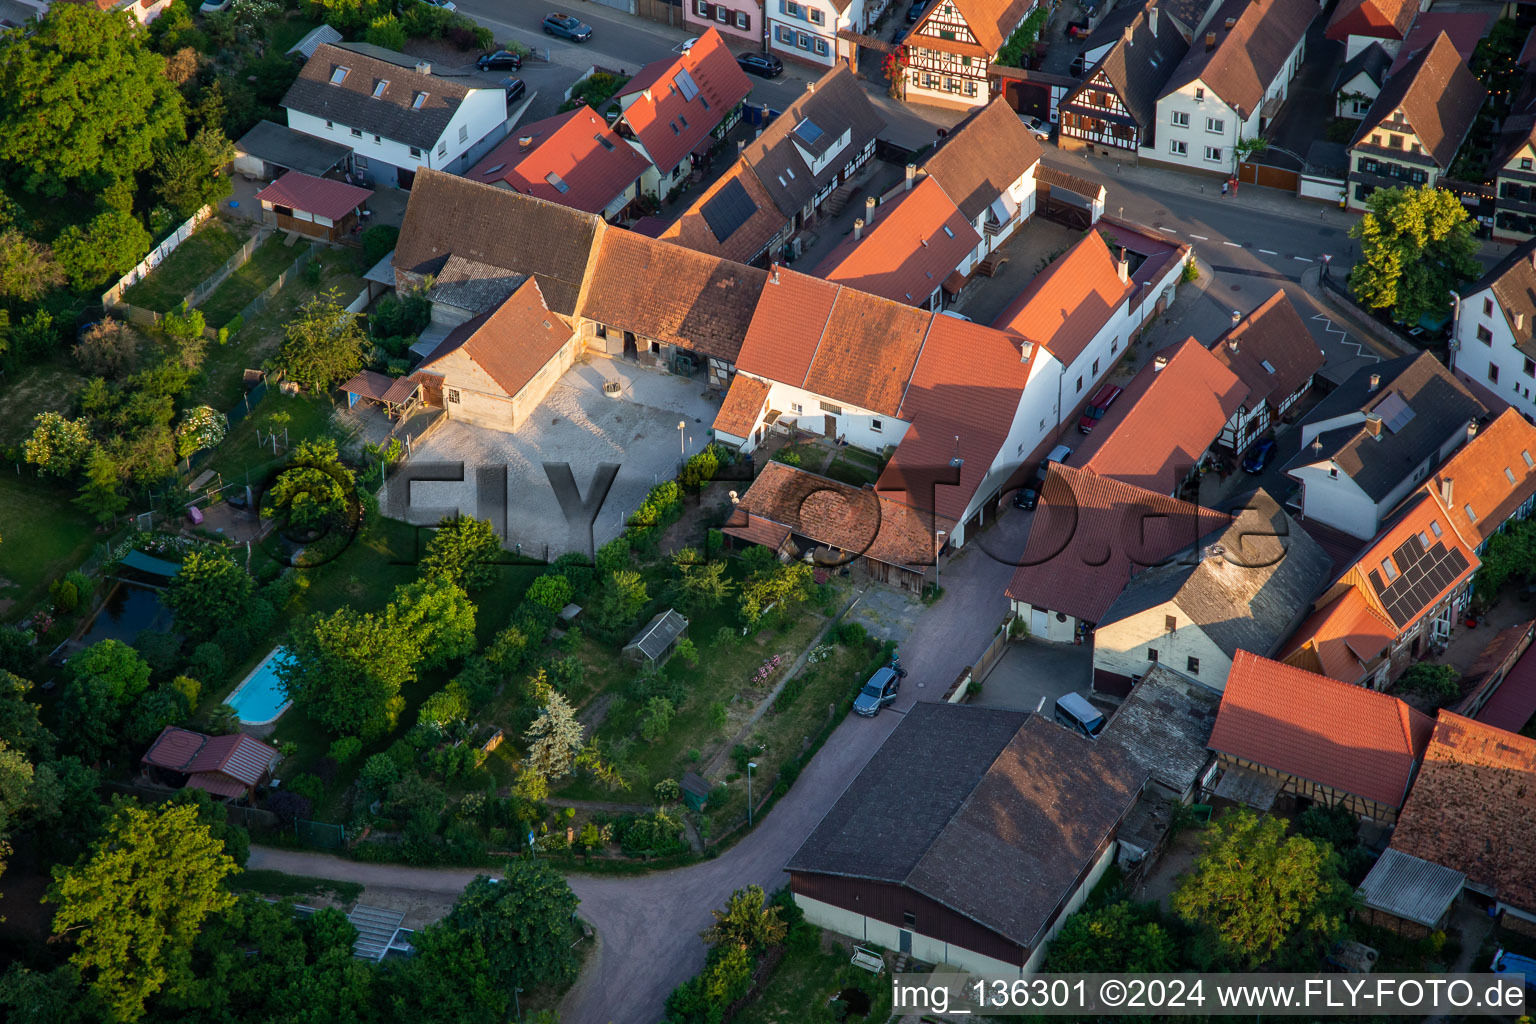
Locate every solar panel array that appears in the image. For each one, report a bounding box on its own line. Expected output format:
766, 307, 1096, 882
1372, 391, 1416, 434
674, 69, 700, 102
794, 118, 824, 147
700, 178, 757, 243
1369, 533, 1470, 627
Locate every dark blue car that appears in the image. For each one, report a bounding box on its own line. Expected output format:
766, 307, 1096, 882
1242, 437, 1278, 474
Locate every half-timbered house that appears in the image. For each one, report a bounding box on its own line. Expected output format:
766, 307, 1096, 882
902, 0, 1036, 111
1058, 5, 1188, 158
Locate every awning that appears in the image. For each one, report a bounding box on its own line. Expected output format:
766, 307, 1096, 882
340, 370, 419, 405
120, 549, 181, 577
186, 773, 247, 800
364, 250, 396, 287
1212, 765, 1283, 811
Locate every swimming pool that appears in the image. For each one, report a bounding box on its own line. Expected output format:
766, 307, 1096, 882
226, 647, 293, 725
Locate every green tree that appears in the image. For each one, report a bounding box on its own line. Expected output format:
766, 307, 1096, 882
365, 12, 407, 50
57, 640, 152, 761
589, 569, 648, 633
523, 674, 584, 780
160, 305, 207, 373
1042, 900, 1179, 972
72, 447, 127, 525
383, 921, 505, 1024
701, 885, 786, 954
388, 578, 476, 671
152, 125, 236, 218
420, 514, 503, 592
1398, 662, 1461, 703
672, 548, 733, 612
53, 210, 152, 290
1474, 518, 1536, 596
526, 574, 574, 611
280, 607, 418, 739
0, 5, 185, 195
260, 438, 357, 535
277, 288, 368, 389
163, 550, 255, 641
417, 681, 470, 729
22, 412, 93, 478
639, 696, 674, 743
0, 229, 65, 302
1348, 186, 1481, 326
443, 865, 581, 995
47, 801, 238, 1021
1172, 811, 1353, 969
739, 560, 812, 626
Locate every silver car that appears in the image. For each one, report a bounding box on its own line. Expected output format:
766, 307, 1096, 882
853, 667, 900, 717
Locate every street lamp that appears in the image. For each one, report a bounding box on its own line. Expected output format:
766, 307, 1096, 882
935, 529, 947, 591
747, 761, 758, 826
678, 420, 686, 461
514, 986, 523, 1022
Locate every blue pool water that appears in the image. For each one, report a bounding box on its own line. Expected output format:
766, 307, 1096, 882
226, 647, 293, 725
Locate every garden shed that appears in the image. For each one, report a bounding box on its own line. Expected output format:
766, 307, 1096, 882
623, 609, 689, 666
680, 771, 711, 812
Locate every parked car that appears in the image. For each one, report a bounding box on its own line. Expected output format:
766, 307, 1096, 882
1077, 383, 1122, 433
500, 77, 526, 105
1019, 115, 1051, 141
1036, 443, 1072, 479
906, 0, 929, 22
477, 50, 522, 71
1242, 437, 1278, 474
419, 0, 456, 9
853, 666, 901, 717
736, 51, 784, 78
1013, 486, 1039, 510
543, 12, 593, 41
1492, 949, 1536, 994
939, 310, 972, 322
1054, 692, 1106, 738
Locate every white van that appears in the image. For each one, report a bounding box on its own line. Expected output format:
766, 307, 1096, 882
1054, 692, 1105, 739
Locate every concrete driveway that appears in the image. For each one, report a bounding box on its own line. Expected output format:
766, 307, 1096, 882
971, 638, 1092, 713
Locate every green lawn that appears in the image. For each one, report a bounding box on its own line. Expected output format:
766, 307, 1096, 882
823, 448, 884, 488
0, 474, 99, 622
122, 220, 249, 312
197, 234, 305, 327
733, 932, 893, 1024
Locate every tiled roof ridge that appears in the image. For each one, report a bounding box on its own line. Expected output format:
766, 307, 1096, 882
895, 315, 941, 419
801, 281, 841, 389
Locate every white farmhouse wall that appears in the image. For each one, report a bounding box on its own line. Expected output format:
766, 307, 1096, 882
287, 87, 506, 183
761, 379, 911, 453
1453, 287, 1536, 415
1011, 600, 1081, 642
1289, 463, 1380, 538
1092, 608, 1234, 690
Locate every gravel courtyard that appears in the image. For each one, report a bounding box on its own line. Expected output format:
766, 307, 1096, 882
387, 358, 722, 558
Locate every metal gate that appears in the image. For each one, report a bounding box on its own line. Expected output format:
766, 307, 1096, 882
296, 818, 345, 850
1238, 161, 1301, 192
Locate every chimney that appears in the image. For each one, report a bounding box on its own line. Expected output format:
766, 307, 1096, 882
905, 163, 916, 191
1441, 477, 1453, 506
1205, 31, 1216, 51
1227, 335, 1240, 353
1116, 246, 1128, 282
807, 80, 816, 94
1148, 4, 1158, 36
1124, 23, 1133, 45
517, 136, 534, 151
414, 60, 432, 75
1365, 412, 1383, 439
1368, 372, 1381, 392
771, 263, 781, 284
737, 140, 745, 155
1223, 16, 1235, 30
1154, 354, 1169, 372
1020, 340, 1033, 362
1468, 419, 1480, 442
1519, 311, 1527, 332
853, 218, 864, 241
865, 195, 877, 225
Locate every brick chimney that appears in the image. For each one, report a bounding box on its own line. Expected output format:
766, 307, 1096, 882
1205, 31, 1216, 51
415, 60, 432, 75
905, 163, 916, 191
1117, 246, 1129, 282
1148, 4, 1158, 36
1223, 16, 1235, 30
771, 263, 781, 284
1154, 354, 1169, 371
1365, 412, 1383, 439
1468, 419, 1480, 442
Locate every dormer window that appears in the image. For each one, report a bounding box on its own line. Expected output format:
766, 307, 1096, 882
1524, 158, 1534, 171
412, 92, 428, 109
330, 66, 350, 85
678, 114, 688, 129
372, 80, 389, 99
1465, 503, 1478, 523
545, 172, 570, 193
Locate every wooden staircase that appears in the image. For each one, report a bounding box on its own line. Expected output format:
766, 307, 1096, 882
976, 253, 1010, 277
824, 182, 857, 218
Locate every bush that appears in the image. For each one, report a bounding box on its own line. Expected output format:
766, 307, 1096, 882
286, 773, 325, 802
49, 578, 79, 614
551, 551, 595, 598
266, 789, 312, 825
1399, 662, 1460, 703
526, 574, 574, 611
360, 752, 402, 793
832, 621, 868, 647
654, 778, 681, 804
328, 736, 363, 764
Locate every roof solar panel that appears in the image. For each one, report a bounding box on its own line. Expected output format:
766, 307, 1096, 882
1394, 539, 1422, 570
1373, 391, 1416, 433
674, 68, 700, 102
794, 118, 824, 146
1369, 569, 1386, 592
700, 178, 757, 243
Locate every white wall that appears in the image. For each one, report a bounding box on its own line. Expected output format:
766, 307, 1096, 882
286, 86, 506, 182
1092, 606, 1235, 690
760, 377, 910, 453
794, 894, 1027, 976
1345, 35, 1401, 62
767, 0, 854, 66
1453, 286, 1536, 416
1288, 462, 1381, 539
1012, 600, 1081, 642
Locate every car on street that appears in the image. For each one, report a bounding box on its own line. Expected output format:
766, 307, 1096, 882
1019, 114, 1051, 141
1242, 437, 1278, 474
1077, 383, 1122, 433
544, 12, 593, 41
1012, 486, 1039, 510
499, 77, 526, 105
736, 51, 783, 77
906, 0, 929, 22
1036, 443, 1072, 480
477, 50, 522, 71
853, 666, 901, 717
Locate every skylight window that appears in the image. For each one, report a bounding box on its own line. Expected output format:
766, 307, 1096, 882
482, 163, 506, 176
595, 134, 614, 151
372, 80, 390, 99
670, 121, 680, 135
785, 167, 795, 180
1508, 467, 1519, 484
545, 172, 570, 194
412, 92, 429, 109
942, 225, 954, 238
674, 69, 700, 102
679, 114, 689, 129
330, 66, 350, 85
1419, 531, 1431, 549
1465, 503, 1478, 524
1430, 519, 1443, 537
794, 118, 824, 146
1261, 359, 1276, 374
1381, 558, 1398, 581
1526, 449, 1535, 468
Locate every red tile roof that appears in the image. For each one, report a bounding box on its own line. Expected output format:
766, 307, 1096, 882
340, 370, 420, 405
1388, 11, 1494, 76
1279, 587, 1397, 685
615, 29, 750, 175
1424, 408, 1536, 548
464, 106, 650, 216
419, 278, 573, 398
990, 230, 1133, 366
804, 291, 934, 418
1004, 464, 1230, 622
1209, 291, 1324, 411
1476, 643, 1536, 734
1352, 492, 1479, 631
255, 171, 372, 222
1392, 711, 1536, 909
1209, 650, 1434, 809
918, 0, 1036, 53
812, 177, 980, 305
735, 268, 841, 387
141, 726, 281, 791
1326, 0, 1417, 43
1076, 337, 1248, 495
714, 374, 771, 439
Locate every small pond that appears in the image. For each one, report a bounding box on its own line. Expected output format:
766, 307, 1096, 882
75, 581, 174, 647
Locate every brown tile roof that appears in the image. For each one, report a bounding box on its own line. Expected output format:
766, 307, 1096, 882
919, 98, 1043, 222
464, 106, 651, 216
1004, 464, 1230, 622
1076, 336, 1248, 495
1163, 0, 1318, 120
394, 169, 602, 317
419, 277, 574, 398
916, 0, 1036, 53
581, 231, 767, 363
1208, 290, 1324, 412
1391, 711, 1536, 910
812, 177, 979, 305
1424, 408, 1536, 548
659, 161, 785, 263
1326, 0, 1417, 43
1476, 643, 1536, 734
614, 29, 751, 175
142, 726, 281, 790
713, 374, 771, 438
721, 510, 792, 550
1386, 11, 1493, 77
254, 171, 372, 221
1462, 237, 1536, 364
1209, 650, 1434, 810
283, 43, 480, 152
990, 230, 1134, 366
1351, 491, 1479, 631
735, 268, 841, 386
1063, 7, 1190, 137
1351, 32, 1486, 170
340, 370, 420, 405
1279, 587, 1397, 685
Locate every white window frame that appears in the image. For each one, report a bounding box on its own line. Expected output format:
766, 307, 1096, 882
735, 10, 748, 28
814, 37, 828, 56
696, 0, 707, 13
1205, 116, 1223, 134
1203, 145, 1222, 163
1170, 111, 1189, 128
715, 5, 727, 22
1169, 139, 1187, 156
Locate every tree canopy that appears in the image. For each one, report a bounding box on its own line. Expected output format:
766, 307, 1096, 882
163, 550, 256, 640
444, 866, 581, 996
276, 289, 368, 389
280, 606, 415, 740
421, 515, 504, 592
1348, 186, 1481, 326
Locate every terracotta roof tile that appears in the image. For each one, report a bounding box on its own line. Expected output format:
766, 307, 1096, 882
615, 29, 751, 175
1326, 0, 1418, 43
419, 277, 573, 398
1391, 711, 1536, 909
919, 98, 1043, 222
990, 230, 1133, 366
1004, 464, 1230, 622
1352, 492, 1479, 630
1279, 587, 1397, 685
255, 171, 372, 221
465, 106, 650, 216
812, 177, 979, 305
1209, 650, 1434, 809
1387, 11, 1493, 76
1208, 291, 1324, 411
714, 374, 771, 438
1076, 337, 1248, 495
1351, 32, 1486, 169
1425, 408, 1536, 547
736, 269, 841, 386
659, 161, 784, 263
913, 0, 1036, 54
1164, 0, 1317, 119
803, 290, 934, 418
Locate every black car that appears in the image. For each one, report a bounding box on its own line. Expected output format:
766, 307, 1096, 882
543, 12, 592, 42
499, 77, 526, 104
1012, 486, 1039, 510
736, 51, 783, 78
477, 50, 522, 71
906, 0, 929, 21
1242, 437, 1278, 474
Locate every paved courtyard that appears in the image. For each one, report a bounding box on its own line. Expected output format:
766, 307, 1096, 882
970, 637, 1092, 713
388, 358, 721, 558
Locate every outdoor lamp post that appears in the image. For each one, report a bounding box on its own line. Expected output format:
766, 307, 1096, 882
935, 529, 947, 589
678, 420, 686, 460
747, 761, 757, 826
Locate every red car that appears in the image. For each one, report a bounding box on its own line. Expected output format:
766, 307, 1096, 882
1077, 383, 1123, 433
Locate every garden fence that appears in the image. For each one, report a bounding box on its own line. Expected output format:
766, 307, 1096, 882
100, 204, 213, 309
182, 229, 268, 309
295, 818, 346, 850
232, 244, 319, 325
226, 375, 269, 429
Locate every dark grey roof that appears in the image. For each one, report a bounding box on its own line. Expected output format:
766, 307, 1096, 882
1101, 666, 1220, 797
1334, 40, 1392, 92
625, 609, 688, 661
427, 255, 528, 315
1282, 353, 1487, 502
1358, 848, 1465, 927
235, 120, 354, 178
740, 64, 884, 220
788, 705, 1145, 950
282, 43, 484, 152
922, 99, 1044, 222
1100, 490, 1331, 660
287, 23, 343, 60
1066, 7, 1189, 135
1305, 140, 1351, 176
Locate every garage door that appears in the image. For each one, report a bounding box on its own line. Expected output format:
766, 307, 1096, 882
1031, 608, 1049, 636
